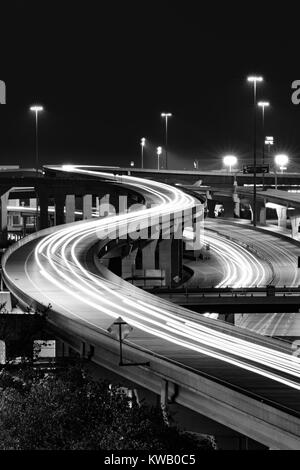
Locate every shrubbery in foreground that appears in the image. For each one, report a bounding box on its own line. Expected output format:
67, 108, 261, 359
0, 366, 215, 450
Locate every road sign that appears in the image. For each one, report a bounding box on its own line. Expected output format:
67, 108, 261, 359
107, 317, 133, 340
243, 164, 269, 174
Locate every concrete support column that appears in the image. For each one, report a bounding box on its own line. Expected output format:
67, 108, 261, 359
159, 237, 183, 287
29, 198, 36, 208
109, 193, 120, 214
83, 194, 92, 220
276, 206, 287, 228
0, 191, 9, 244
222, 198, 234, 218
207, 199, 216, 218
55, 194, 65, 226
258, 201, 267, 225
290, 216, 300, 239
99, 194, 110, 217
121, 247, 138, 280
65, 195, 75, 223
37, 191, 49, 230
142, 240, 158, 270
234, 201, 240, 218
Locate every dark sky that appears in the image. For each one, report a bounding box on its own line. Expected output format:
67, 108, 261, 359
1, 2, 300, 170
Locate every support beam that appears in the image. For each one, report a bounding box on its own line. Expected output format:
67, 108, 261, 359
37, 191, 49, 230
222, 198, 234, 218
276, 206, 287, 228
99, 194, 110, 217
121, 247, 138, 280
65, 195, 75, 223
290, 216, 300, 239
207, 199, 216, 218
142, 240, 158, 270
0, 191, 9, 244
83, 194, 92, 220
54, 194, 65, 226
159, 237, 183, 287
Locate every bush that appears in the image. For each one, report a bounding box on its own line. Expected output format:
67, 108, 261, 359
0, 365, 215, 450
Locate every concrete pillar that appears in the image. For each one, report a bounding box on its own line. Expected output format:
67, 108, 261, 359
29, 198, 36, 208
65, 195, 75, 223
276, 206, 287, 228
121, 247, 138, 280
290, 216, 300, 239
0, 191, 9, 244
142, 240, 158, 270
119, 195, 128, 214
99, 194, 110, 217
250, 200, 266, 225
38, 191, 49, 230
258, 203, 266, 225
159, 237, 183, 287
83, 194, 92, 220
234, 201, 240, 218
109, 193, 120, 214
54, 194, 65, 226
222, 198, 234, 218
207, 199, 216, 218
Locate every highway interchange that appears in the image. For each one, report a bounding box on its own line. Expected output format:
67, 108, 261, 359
2, 166, 300, 428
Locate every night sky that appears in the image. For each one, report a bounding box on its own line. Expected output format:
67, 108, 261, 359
1, 2, 300, 171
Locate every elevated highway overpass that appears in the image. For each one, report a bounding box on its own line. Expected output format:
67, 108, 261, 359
2, 166, 300, 449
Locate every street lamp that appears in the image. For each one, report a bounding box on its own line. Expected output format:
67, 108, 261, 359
140, 137, 146, 169
258, 101, 270, 165
275, 154, 289, 173
30, 105, 44, 176
223, 155, 238, 173
161, 112, 172, 170
157, 146, 162, 170
247, 76, 263, 226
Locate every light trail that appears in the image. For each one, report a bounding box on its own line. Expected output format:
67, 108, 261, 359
17, 165, 298, 393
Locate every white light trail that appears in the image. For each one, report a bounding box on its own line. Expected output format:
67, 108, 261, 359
17, 165, 296, 393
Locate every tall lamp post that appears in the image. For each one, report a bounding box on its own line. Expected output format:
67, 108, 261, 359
30, 105, 44, 176
257, 101, 270, 165
161, 112, 172, 170
140, 137, 145, 169
157, 146, 162, 170
247, 76, 263, 226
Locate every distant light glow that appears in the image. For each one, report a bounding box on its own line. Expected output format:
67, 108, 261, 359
247, 76, 263, 83
141, 137, 146, 146
275, 154, 289, 167
157, 146, 162, 155
30, 105, 44, 112
161, 112, 172, 117
258, 101, 270, 107
223, 155, 237, 171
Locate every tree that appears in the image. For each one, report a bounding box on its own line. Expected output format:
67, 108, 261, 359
0, 365, 216, 450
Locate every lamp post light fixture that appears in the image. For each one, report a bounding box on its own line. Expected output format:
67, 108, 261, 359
275, 154, 289, 174
157, 146, 162, 171
140, 137, 146, 169
30, 105, 44, 176
161, 112, 172, 170
223, 155, 238, 173
247, 76, 263, 226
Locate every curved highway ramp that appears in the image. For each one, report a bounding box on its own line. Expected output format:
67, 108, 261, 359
2, 166, 300, 450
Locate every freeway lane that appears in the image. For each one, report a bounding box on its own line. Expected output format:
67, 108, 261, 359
2, 166, 300, 418
205, 219, 300, 287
